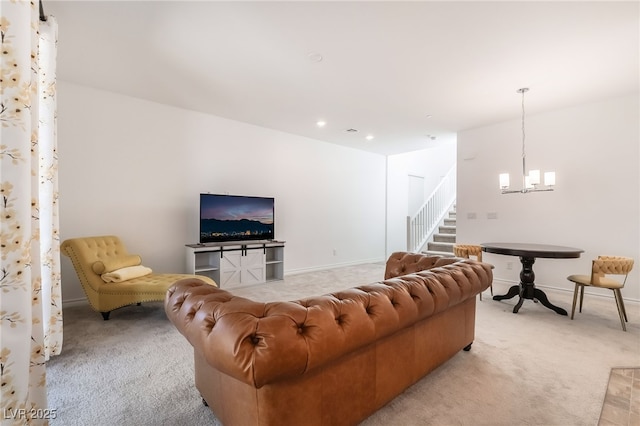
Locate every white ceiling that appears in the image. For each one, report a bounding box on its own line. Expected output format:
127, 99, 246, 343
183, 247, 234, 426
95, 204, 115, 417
46, 1, 639, 156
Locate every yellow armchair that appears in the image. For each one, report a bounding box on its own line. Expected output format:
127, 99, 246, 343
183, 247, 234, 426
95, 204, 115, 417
61, 235, 216, 320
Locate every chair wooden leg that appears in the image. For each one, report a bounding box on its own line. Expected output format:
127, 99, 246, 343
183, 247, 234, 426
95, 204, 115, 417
490, 283, 493, 296
571, 284, 580, 320
579, 285, 585, 313
613, 289, 627, 331
479, 290, 482, 301
616, 289, 628, 322
101, 311, 111, 321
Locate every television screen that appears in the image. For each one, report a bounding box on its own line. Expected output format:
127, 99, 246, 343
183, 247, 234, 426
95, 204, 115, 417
200, 194, 274, 243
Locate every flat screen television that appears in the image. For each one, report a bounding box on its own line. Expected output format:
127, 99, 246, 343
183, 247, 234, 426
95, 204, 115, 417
199, 194, 275, 244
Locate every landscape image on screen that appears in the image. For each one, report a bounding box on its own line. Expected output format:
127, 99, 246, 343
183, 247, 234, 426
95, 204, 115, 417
200, 194, 274, 243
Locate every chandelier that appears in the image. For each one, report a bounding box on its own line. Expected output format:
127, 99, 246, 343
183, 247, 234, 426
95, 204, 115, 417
499, 88, 555, 194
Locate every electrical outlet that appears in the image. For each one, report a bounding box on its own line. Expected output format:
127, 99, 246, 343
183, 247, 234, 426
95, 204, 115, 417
506, 262, 513, 270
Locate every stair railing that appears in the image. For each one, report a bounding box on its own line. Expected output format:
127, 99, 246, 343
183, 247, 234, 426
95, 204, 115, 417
406, 165, 456, 253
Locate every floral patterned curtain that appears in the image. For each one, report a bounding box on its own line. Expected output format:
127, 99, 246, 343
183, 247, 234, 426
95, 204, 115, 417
1, 1, 61, 423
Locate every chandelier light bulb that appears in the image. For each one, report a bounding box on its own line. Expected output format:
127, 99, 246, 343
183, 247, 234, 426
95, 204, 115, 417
525, 175, 533, 189
544, 171, 556, 186
528, 169, 541, 186
499, 173, 510, 189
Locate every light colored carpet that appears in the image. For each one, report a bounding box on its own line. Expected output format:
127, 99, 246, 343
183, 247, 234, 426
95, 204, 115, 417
47, 263, 640, 425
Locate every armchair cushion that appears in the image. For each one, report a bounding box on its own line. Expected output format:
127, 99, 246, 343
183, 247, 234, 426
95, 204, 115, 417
92, 254, 142, 274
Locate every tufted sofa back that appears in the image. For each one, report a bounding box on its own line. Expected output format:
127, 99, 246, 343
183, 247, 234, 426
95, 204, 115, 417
165, 252, 492, 389
384, 251, 459, 279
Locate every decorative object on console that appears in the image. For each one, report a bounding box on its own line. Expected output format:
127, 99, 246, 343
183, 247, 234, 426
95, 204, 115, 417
61, 235, 216, 320
165, 252, 493, 426
499, 88, 556, 194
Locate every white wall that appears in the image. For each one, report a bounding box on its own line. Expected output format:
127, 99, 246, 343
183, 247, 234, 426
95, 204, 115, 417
457, 94, 640, 301
58, 82, 387, 302
386, 139, 457, 254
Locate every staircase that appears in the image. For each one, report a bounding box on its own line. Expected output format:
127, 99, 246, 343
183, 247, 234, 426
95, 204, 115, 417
406, 166, 457, 253
422, 206, 457, 256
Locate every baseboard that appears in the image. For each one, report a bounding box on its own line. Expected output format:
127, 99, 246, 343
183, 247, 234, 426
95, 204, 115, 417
492, 278, 640, 304
284, 257, 386, 276
62, 297, 89, 308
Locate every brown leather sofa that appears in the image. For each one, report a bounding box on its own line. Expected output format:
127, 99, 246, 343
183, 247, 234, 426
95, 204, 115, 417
165, 252, 493, 425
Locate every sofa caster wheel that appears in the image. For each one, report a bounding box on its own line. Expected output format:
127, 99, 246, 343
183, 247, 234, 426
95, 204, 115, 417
202, 398, 208, 407
463, 343, 472, 351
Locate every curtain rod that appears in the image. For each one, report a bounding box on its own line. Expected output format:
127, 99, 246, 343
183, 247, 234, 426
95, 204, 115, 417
39, 0, 47, 22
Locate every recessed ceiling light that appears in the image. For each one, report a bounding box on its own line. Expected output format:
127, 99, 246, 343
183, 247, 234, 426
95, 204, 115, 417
425, 114, 433, 119
365, 135, 374, 141
316, 120, 326, 127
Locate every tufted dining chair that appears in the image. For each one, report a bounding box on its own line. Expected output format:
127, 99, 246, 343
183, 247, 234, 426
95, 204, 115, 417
567, 256, 634, 331
453, 244, 492, 300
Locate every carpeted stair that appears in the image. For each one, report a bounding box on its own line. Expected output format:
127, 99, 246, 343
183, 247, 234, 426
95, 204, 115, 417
422, 206, 456, 256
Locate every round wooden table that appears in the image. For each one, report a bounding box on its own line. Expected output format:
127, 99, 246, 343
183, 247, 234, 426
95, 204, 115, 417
481, 243, 584, 315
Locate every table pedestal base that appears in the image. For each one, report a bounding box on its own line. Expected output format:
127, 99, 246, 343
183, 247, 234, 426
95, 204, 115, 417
493, 285, 567, 315
492, 256, 568, 316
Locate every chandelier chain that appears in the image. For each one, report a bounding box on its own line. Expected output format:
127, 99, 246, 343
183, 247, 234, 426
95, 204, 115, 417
520, 88, 528, 184
521, 89, 526, 161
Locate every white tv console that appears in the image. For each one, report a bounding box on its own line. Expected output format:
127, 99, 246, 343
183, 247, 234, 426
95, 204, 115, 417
185, 240, 285, 288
